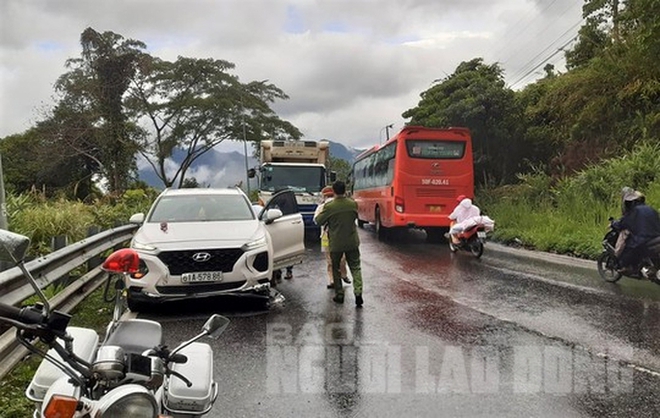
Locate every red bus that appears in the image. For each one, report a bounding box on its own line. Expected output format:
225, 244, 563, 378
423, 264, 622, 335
351, 126, 474, 241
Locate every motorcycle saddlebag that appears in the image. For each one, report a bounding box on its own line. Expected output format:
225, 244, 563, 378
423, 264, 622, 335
163, 342, 217, 416
25, 327, 99, 403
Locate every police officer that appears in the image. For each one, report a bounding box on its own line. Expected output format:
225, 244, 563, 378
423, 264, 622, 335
314, 181, 363, 307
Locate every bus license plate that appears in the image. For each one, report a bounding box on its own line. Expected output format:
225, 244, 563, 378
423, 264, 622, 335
181, 272, 223, 283
428, 205, 443, 213
477, 231, 487, 238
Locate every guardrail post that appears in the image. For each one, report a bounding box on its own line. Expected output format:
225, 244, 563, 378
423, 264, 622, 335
52, 234, 70, 288
87, 226, 102, 270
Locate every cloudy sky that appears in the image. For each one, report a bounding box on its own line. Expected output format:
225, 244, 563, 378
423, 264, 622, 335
1, 0, 584, 152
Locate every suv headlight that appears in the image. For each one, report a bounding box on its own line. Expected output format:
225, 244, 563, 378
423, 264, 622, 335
96, 385, 157, 417
242, 235, 267, 251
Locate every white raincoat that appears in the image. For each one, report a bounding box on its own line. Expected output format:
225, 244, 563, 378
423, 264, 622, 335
448, 198, 495, 235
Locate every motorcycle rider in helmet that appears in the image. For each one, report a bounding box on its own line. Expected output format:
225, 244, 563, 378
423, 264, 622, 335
448, 195, 481, 244
614, 188, 660, 274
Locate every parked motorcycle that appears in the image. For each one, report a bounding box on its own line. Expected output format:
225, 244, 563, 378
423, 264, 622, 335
448, 222, 490, 258
0, 229, 229, 418
597, 217, 660, 283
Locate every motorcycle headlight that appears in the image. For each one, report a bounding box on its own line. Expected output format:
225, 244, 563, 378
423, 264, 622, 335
242, 235, 267, 251
96, 385, 157, 418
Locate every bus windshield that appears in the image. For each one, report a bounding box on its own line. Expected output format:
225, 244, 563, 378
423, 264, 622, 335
260, 165, 325, 193
406, 140, 465, 159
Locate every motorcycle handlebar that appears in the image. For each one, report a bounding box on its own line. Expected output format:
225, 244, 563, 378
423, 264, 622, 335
0, 303, 44, 326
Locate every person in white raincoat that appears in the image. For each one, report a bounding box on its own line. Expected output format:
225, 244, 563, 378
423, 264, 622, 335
448, 196, 481, 243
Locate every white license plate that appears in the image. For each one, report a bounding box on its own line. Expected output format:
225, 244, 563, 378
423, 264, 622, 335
477, 231, 487, 238
181, 272, 223, 283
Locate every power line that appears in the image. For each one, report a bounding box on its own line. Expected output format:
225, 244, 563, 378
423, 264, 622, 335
488, 0, 562, 63
502, 3, 582, 66
508, 34, 579, 89
505, 18, 584, 86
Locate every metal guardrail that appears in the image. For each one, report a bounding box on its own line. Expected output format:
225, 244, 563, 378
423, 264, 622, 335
0, 224, 138, 379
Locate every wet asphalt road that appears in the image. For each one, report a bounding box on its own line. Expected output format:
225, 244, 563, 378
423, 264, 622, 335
141, 227, 660, 417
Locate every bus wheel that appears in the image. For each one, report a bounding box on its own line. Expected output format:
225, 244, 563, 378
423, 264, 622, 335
375, 207, 388, 241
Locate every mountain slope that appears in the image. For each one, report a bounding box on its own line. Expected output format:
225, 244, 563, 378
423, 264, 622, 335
138, 140, 365, 189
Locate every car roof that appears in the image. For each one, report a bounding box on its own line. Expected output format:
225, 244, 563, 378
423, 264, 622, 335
159, 188, 245, 197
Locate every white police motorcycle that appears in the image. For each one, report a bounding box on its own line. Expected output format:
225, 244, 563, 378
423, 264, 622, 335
0, 229, 228, 418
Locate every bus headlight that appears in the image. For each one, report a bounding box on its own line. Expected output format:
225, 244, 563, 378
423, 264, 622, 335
96, 385, 158, 417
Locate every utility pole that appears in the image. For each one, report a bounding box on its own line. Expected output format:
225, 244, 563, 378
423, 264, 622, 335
385, 124, 394, 141
240, 96, 250, 195
0, 154, 8, 230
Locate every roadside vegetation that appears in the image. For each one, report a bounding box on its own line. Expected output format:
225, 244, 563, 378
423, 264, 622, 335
5, 188, 157, 257
479, 143, 660, 259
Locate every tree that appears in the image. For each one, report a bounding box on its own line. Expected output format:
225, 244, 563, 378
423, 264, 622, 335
565, 21, 610, 69
582, 0, 622, 42
126, 56, 301, 188
328, 156, 352, 182
525, 0, 660, 172
402, 58, 525, 185
0, 128, 97, 199
55, 27, 146, 194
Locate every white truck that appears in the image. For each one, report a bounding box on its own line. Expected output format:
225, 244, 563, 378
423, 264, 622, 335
253, 139, 335, 233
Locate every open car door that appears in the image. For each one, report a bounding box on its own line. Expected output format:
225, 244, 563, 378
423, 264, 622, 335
261, 189, 306, 270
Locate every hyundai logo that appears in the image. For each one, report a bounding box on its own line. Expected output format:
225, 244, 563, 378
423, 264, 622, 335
431, 162, 440, 168
192, 252, 212, 262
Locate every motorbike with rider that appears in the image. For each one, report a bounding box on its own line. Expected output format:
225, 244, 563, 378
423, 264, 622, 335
597, 187, 660, 282
446, 195, 495, 258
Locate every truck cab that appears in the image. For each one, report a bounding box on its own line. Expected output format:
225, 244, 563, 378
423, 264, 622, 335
253, 140, 335, 234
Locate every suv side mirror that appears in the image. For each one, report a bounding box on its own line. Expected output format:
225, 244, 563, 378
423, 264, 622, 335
129, 213, 145, 224
264, 208, 283, 224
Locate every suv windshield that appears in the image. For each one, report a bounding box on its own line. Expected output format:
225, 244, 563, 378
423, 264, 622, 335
148, 194, 254, 222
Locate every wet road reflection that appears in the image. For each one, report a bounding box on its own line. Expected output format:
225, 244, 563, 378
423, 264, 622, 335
140, 227, 660, 417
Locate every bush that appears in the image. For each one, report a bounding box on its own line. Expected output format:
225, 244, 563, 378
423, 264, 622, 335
481, 142, 660, 259
6, 187, 158, 256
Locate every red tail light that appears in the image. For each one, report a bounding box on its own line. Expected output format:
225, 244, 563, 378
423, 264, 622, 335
395, 196, 405, 213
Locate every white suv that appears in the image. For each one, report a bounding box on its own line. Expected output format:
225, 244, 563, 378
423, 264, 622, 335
125, 187, 305, 311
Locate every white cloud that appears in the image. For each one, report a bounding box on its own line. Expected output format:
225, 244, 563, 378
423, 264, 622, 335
0, 0, 583, 149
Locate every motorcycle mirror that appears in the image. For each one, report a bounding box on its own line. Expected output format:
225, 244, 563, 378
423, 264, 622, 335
169, 314, 231, 358
102, 248, 141, 274
0, 229, 51, 316
0, 229, 31, 263
203, 314, 230, 339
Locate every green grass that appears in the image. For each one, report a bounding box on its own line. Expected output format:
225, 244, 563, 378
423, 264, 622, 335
0, 284, 113, 417
480, 143, 660, 260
